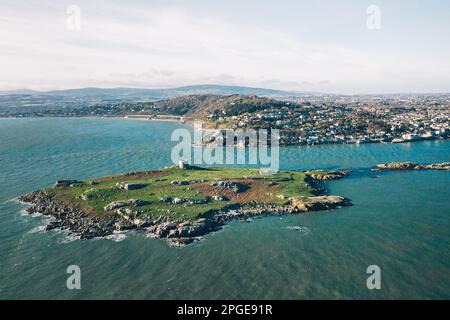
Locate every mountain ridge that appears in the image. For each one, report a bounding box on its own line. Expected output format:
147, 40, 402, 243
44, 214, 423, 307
0, 84, 317, 98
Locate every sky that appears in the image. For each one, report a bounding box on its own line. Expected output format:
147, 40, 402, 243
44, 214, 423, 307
0, 0, 449, 94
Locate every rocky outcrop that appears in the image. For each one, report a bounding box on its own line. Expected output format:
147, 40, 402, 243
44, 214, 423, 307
19, 188, 352, 246
128, 199, 147, 206
19, 191, 118, 239
172, 197, 186, 204
308, 170, 350, 181
19, 191, 209, 243
104, 201, 127, 212
211, 181, 246, 193
116, 182, 146, 190
299, 196, 351, 211
53, 180, 81, 188
80, 188, 99, 201
376, 162, 450, 171
103, 199, 148, 211
213, 195, 351, 224
289, 195, 350, 212
212, 195, 229, 201
170, 179, 208, 185
170, 180, 190, 185
146, 218, 223, 246
159, 196, 173, 203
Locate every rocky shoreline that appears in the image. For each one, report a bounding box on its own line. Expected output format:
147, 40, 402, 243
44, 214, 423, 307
18, 170, 351, 246
374, 162, 450, 171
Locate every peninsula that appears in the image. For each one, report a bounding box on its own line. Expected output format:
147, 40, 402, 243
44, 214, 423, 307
2, 89, 448, 147
19, 166, 351, 245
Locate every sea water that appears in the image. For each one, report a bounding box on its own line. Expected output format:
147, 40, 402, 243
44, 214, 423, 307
0, 118, 448, 299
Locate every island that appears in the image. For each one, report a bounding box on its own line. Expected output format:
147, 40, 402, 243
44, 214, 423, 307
19, 166, 351, 246
374, 161, 450, 171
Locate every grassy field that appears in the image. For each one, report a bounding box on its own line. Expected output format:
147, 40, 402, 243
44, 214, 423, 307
45, 167, 321, 221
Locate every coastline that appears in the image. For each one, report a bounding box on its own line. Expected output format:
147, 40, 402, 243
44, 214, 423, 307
0, 115, 186, 123
1, 115, 447, 148
18, 168, 351, 246
19, 161, 449, 246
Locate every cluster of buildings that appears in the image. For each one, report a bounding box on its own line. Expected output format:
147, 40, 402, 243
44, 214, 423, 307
206, 95, 450, 146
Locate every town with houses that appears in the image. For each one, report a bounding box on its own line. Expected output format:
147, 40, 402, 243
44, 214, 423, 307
1, 90, 448, 147
205, 94, 450, 146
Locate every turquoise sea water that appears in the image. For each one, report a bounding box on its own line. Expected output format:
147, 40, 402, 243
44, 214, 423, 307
0, 118, 449, 299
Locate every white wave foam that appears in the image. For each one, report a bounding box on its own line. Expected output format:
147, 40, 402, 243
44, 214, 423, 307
27, 225, 47, 234
3, 197, 20, 205
19, 208, 30, 216
286, 226, 311, 234
31, 212, 44, 218
59, 233, 81, 244
105, 230, 127, 242
146, 232, 158, 239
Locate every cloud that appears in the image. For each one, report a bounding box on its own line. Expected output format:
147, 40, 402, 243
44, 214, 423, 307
0, 0, 449, 93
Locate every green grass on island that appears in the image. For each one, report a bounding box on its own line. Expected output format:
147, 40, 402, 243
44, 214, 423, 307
45, 166, 339, 221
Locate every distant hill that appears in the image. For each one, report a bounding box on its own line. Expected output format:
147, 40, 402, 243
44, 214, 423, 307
1, 84, 313, 99
0, 85, 315, 116
147, 94, 295, 117
0, 89, 39, 95
163, 85, 306, 97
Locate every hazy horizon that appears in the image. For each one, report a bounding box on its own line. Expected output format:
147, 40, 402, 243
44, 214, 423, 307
1, 0, 449, 94
1, 83, 450, 96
